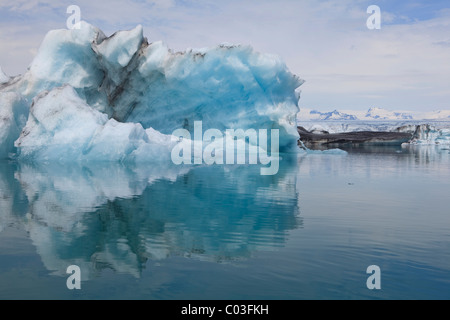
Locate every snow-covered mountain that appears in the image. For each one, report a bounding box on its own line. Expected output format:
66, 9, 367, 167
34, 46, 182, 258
365, 107, 413, 120
419, 110, 450, 120
298, 107, 450, 121
309, 110, 358, 121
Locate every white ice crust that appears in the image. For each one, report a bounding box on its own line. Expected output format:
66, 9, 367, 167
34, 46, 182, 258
0, 67, 9, 84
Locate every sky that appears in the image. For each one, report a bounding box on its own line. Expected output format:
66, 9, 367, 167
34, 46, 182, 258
0, 0, 449, 112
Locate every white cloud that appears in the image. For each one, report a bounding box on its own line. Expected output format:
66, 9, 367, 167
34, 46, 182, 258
0, 0, 449, 111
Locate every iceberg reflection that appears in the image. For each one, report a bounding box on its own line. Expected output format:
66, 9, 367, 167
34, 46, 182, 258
0, 159, 301, 280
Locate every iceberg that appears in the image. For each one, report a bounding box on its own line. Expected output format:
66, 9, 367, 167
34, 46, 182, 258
297, 122, 450, 146
0, 92, 29, 157
0, 22, 303, 161
396, 124, 450, 145
15, 85, 177, 162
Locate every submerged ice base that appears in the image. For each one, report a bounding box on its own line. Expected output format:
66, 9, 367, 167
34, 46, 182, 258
0, 22, 303, 161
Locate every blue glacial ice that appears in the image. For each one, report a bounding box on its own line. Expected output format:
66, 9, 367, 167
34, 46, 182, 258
397, 124, 450, 145
0, 92, 29, 156
14, 86, 176, 162
0, 22, 304, 160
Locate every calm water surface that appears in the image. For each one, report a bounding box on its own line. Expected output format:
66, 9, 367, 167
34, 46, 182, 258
0, 145, 449, 299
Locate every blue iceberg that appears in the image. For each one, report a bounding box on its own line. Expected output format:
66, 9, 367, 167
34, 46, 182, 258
0, 22, 304, 161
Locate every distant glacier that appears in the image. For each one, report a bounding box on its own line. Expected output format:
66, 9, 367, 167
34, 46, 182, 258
297, 107, 450, 146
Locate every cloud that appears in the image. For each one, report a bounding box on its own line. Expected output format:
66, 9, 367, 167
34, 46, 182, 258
433, 39, 450, 47
0, 0, 449, 111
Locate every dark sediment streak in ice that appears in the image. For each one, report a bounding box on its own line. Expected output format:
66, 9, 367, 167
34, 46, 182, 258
297, 126, 412, 147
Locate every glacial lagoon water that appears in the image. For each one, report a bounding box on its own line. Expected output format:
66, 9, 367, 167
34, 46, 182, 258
0, 145, 449, 300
